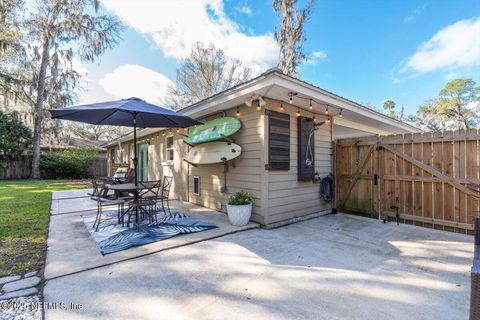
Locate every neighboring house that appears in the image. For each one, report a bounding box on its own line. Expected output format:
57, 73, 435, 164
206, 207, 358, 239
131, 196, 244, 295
0, 101, 107, 156
104, 68, 420, 228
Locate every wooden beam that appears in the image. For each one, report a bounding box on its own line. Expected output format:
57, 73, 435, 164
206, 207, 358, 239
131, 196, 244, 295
383, 175, 480, 185
183, 159, 197, 167
380, 144, 480, 200
383, 211, 474, 230
338, 143, 376, 208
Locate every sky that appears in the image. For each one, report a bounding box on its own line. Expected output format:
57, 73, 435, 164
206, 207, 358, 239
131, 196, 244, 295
76, 0, 480, 116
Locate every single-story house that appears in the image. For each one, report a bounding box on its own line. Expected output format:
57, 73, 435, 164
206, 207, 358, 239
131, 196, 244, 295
104, 68, 420, 228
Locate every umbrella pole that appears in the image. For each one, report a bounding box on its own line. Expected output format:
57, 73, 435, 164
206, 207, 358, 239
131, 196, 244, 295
133, 113, 138, 187
133, 113, 139, 224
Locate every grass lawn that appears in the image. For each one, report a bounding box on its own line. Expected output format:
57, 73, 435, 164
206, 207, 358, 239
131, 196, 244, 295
0, 180, 89, 276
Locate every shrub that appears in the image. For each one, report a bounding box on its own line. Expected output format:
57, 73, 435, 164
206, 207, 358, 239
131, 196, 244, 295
40, 146, 97, 179
0, 111, 32, 170
228, 191, 253, 205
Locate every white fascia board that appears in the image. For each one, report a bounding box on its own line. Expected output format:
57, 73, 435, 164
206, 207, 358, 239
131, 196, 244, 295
272, 74, 420, 133
334, 117, 392, 136
180, 77, 276, 118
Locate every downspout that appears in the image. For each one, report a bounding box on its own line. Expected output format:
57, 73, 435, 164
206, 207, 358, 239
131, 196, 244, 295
187, 144, 190, 203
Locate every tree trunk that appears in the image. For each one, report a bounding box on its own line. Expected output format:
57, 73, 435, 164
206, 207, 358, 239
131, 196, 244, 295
31, 36, 50, 179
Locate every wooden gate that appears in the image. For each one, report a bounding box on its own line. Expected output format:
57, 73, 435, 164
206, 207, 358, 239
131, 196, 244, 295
335, 130, 480, 234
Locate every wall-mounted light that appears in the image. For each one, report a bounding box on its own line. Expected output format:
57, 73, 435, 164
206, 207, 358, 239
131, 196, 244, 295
309, 99, 313, 110
325, 105, 329, 115
288, 92, 297, 104
258, 97, 267, 108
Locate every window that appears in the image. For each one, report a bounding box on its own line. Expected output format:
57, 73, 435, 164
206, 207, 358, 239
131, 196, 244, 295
266, 110, 290, 170
193, 176, 200, 196
110, 149, 115, 164
165, 136, 174, 164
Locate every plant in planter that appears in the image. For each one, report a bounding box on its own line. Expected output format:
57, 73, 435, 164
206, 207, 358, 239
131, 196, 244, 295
227, 191, 253, 226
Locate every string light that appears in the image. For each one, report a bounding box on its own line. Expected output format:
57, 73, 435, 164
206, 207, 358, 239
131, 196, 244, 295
326, 117, 331, 124
312, 114, 316, 122
162, 131, 165, 136
236, 106, 240, 117
296, 107, 301, 117
280, 101, 284, 112
169, 129, 172, 134
176, 128, 180, 133
256, 102, 261, 111
325, 105, 329, 115
309, 99, 313, 110
289, 95, 293, 104
339, 109, 343, 118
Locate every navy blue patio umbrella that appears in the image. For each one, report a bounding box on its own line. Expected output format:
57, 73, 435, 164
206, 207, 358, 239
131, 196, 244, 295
49, 97, 201, 185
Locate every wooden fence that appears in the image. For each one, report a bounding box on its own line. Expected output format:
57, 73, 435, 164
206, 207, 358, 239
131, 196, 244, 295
0, 155, 107, 179
335, 129, 480, 234
0, 156, 32, 179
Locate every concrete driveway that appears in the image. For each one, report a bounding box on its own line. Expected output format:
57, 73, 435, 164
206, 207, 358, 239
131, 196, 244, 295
43, 208, 474, 320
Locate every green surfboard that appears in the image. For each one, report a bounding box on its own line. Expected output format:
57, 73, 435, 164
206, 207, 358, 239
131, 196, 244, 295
185, 117, 242, 145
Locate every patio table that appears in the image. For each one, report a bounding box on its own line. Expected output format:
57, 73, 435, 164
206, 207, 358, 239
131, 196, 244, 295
108, 182, 157, 225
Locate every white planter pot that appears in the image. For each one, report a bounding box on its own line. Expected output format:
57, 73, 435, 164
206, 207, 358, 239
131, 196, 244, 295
226, 203, 252, 226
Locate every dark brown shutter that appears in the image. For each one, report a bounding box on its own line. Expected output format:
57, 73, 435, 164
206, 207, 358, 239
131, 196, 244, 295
267, 110, 290, 170
297, 116, 315, 180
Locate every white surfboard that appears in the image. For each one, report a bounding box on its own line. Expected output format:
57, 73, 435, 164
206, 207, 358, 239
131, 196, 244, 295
185, 141, 242, 165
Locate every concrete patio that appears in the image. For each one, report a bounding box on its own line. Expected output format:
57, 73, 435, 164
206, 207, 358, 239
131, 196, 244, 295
46, 189, 259, 279
44, 190, 474, 319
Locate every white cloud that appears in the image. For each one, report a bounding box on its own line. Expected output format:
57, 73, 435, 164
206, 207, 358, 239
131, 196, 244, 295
99, 64, 173, 105
72, 58, 89, 79
401, 17, 480, 74
305, 50, 327, 65
403, 4, 427, 23
236, 5, 252, 16
101, 0, 277, 74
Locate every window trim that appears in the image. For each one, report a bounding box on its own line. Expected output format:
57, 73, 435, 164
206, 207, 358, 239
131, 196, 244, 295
163, 135, 174, 165
193, 176, 200, 196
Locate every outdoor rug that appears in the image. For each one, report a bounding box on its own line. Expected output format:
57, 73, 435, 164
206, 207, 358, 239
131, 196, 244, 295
82, 210, 218, 255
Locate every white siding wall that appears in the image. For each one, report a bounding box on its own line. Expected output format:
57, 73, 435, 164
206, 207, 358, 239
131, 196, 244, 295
106, 100, 333, 227
265, 100, 333, 226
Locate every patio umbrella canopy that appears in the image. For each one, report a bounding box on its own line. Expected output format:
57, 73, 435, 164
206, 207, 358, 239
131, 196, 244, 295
49, 97, 201, 185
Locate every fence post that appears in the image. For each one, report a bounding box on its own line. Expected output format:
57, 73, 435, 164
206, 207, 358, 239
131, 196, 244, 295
471, 214, 480, 320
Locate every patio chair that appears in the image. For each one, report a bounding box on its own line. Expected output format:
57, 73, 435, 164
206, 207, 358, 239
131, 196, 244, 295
90, 177, 116, 199
125, 181, 159, 226
139, 179, 163, 220
157, 176, 173, 215
117, 168, 135, 183
92, 180, 126, 231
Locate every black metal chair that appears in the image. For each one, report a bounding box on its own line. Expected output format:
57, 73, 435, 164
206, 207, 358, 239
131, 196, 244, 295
125, 181, 160, 226
157, 176, 173, 215
92, 180, 125, 231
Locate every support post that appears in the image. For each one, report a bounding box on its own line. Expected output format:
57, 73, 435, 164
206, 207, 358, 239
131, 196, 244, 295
471, 214, 480, 320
